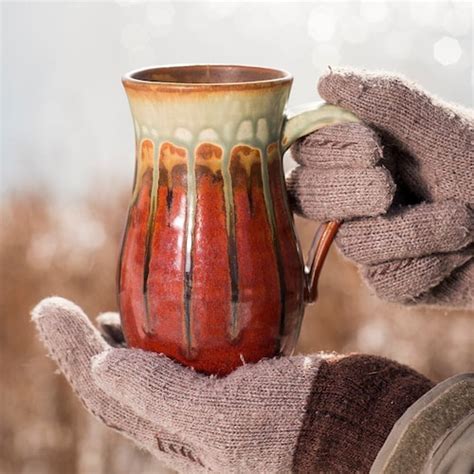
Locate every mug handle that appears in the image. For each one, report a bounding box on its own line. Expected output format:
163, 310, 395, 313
281, 102, 359, 303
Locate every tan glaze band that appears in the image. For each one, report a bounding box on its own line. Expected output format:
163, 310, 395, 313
123, 63, 293, 93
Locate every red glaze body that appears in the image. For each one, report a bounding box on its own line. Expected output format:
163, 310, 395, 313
118, 139, 305, 375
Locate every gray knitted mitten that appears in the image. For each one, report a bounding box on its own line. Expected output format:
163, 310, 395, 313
32, 297, 434, 473
288, 68, 473, 308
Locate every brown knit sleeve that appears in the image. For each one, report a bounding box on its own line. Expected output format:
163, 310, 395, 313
292, 354, 434, 473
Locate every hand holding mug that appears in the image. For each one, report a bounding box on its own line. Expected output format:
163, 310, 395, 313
32, 297, 438, 473
289, 68, 473, 308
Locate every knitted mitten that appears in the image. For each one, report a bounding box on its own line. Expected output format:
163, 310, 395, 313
33, 297, 434, 473
288, 68, 473, 307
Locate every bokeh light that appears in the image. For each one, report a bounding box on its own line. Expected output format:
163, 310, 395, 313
308, 6, 336, 43
433, 36, 463, 65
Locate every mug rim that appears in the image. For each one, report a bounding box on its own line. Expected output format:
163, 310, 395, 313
123, 63, 293, 91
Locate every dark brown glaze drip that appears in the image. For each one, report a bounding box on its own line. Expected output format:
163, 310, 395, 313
267, 144, 305, 351
190, 144, 233, 368
145, 143, 188, 355
119, 139, 154, 345
230, 145, 281, 362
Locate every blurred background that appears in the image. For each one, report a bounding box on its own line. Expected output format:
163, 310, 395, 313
1, 1, 473, 473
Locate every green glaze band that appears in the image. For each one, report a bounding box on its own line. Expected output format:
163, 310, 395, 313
281, 102, 359, 153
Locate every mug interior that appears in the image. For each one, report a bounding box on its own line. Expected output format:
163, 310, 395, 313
127, 64, 292, 86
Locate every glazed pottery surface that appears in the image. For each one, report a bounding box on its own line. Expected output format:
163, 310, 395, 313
118, 65, 357, 375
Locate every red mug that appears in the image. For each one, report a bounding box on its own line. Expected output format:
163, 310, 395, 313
118, 64, 358, 375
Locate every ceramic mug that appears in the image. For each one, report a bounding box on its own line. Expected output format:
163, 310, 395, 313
118, 64, 358, 375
